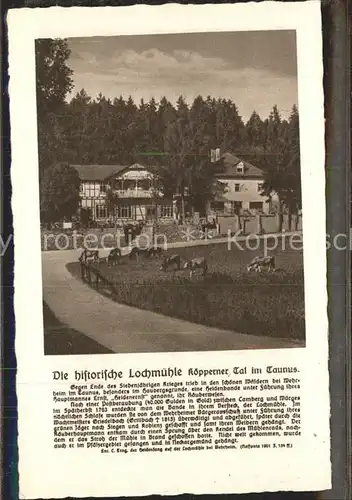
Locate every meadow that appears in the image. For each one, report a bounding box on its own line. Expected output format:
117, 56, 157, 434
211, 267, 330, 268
67, 239, 305, 341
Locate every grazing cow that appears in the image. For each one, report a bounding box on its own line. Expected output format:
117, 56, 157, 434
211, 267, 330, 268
147, 246, 164, 258
107, 247, 121, 266
129, 246, 163, 261
160, 254, 182, 272
79, 249, 99, 265
201, 219, 217, 235
183, 257, 208, 279
247, 255, 275, 273
129, 246, 148, 261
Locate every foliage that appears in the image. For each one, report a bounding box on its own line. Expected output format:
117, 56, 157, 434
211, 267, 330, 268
261, 105, 301, 214
35, 38, 74, 115
35, 42, 301, 215
40, 163, 81, 223
35, 38, 74, 180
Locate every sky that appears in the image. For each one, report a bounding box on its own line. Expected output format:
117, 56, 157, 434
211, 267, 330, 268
67, 30, 298, 122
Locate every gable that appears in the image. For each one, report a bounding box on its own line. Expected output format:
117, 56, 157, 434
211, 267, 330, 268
214, 152, 264, 179
71, 164, 126, 182
72, 163, 157, 182
119, 164, 154, 180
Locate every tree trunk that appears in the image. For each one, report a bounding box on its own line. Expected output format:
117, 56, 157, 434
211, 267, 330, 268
278, 202, 284, 233
288, 208, 292, 232
181, 194, 186, 224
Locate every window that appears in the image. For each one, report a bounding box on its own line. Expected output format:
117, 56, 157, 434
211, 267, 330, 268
231, 201, 242, 211
234, 183, 240, 192
211, 202, 224, 212
100, 182, 107, 193
124, 180, 136, 190
96, 205, 108, 219
236, 161, 244, 174
138, 179, 151, 191
249, 202, 263, 210
257, 182, 264, 192
114, 179, 123, 190
146, 206, 156, 217
118, 205, 133, 218
160, 205, 173, 217
85, 182, 100, 197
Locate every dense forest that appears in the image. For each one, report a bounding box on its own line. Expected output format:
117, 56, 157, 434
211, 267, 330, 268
36, 38, 302, 221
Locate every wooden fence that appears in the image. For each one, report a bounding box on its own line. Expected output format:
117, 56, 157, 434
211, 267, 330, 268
80, 262, 118, 296
217, 214, 303, 236
79, 261, 204, 297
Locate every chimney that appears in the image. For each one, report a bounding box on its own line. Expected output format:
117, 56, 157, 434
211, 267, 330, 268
210, 148, 221, 163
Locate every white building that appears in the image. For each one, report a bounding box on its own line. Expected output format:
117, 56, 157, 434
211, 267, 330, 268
72, 163, 174, 223
209, 152, 279, 215
71, 154, 277, 223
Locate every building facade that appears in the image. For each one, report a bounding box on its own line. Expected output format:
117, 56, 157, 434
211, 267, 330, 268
72, 163, 174, 223
209, 152, 279, 215
72, 154, 277, 224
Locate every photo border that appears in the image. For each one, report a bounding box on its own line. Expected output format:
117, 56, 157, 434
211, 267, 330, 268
2, 0, 350, 499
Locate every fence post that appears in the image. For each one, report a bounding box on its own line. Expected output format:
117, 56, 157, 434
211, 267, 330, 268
80, 262, 84, 281
275, 213, 282, 232
256, 214, 262, 234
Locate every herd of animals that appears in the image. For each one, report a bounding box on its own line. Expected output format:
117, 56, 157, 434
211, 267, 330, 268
78, 246, 276, 279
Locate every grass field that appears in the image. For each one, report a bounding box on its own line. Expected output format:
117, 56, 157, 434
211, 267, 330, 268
67, 239, 305, 341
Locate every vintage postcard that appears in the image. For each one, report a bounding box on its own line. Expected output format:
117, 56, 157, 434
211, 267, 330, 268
8, 2, 330, 498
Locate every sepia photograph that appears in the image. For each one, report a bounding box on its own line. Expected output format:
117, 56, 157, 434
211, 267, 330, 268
38, 30, 305, 355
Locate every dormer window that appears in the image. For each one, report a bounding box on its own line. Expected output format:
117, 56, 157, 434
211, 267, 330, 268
236, 161, 244, 174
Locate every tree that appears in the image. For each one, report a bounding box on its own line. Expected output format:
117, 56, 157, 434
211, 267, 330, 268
35, 38, 74, 115
105, 186, 120, 229
40, 163, 80, 223
163, 105, 203, 221
262, 105, 301, 227
35, 39, 74, 179
245, 111, 264, 149
161, 96, 226, 220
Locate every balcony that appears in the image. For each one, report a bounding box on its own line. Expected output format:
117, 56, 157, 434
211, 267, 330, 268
113, 188, 160, 199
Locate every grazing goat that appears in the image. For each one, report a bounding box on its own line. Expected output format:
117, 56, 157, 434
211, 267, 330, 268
183, 257, 208, 279
107, 247, 121, 266
79, 249, 99, 265
247, 255, 275, 273
160, 254, 182, 272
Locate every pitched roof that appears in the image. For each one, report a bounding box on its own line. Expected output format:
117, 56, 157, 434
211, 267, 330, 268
214, 152, 264, 179
71, 164, 128, 181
